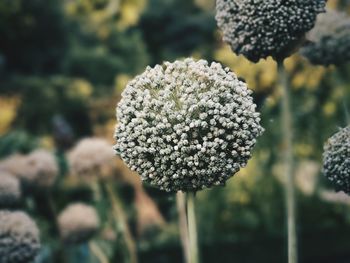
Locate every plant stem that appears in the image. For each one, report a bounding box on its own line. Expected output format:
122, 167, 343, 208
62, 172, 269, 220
187, 192, 199, 263
176, 192, 191, 263
46, 191, 59, 233
89, 241, 110, 263
46, 190, 69, 262
104, 183, 138, 263
278, 61, 297, 263
342, 99, 350, 125
332, 69, 350, 126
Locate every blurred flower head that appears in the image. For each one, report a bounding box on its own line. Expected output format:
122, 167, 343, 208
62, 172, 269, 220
215, 0, 326, 62
0, 154, 28, 179
323, 126, 350, 194
0, 211, 40, 263
24, 150, 58, 188
68, 138, 116, 179
301, 9, 350, 66
0, 150, 58, 188
58, 203, 99, 244
274, 160, 320, 196
320, 190, 350, 205
0, 172, 21, 207
295, 161, 320, 196
114, 58, 263, 192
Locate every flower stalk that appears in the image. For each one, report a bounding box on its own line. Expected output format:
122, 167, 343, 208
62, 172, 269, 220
176, 192, 191, 263
342, 99, 350, 124
187, 192, 199, 263
104, 183, 138, 263
89, 241, 110, 263
278, 61, 297, 263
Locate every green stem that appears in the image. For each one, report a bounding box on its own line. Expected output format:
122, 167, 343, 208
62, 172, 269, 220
176, 192, 190, 263
332, 70, 350, 126
104, 183, 138, 263
342, 99, 350, 125
278, 61, 297, 263
46, 191, 68, 262
187, 192, 199, 263
89, 241, 110, 263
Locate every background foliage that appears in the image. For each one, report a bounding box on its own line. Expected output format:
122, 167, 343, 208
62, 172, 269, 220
0, 0, 350, 262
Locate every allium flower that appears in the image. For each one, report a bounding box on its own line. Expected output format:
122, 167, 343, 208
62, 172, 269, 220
0, 172, 21, 207
301, 9, 350, 66
0, 151, 58, 188
0, 154, 28, 178
68, 138, 116, 178
323, 126, 350, 194
58, 203, 99, 244
215, 0, 326, 62
25, 150, 58, 187
0, 211, 40, 263
114, 58, 263, 192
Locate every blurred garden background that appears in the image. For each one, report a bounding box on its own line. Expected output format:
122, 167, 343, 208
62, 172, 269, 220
1, 0, 350, 262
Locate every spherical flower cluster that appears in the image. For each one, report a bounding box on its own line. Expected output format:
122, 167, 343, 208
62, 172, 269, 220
114, 58, 264, 192
0, 154, 28, 179
0, 172, 21, 207
68, 138, 116, 178
0, 211, 40, 263
215, 0, 326, 62
301, 9, 350, 66
25, 150, 58, 187
58, 203, 100, 244
0, 150, 58, 188
323, 126, 350, 194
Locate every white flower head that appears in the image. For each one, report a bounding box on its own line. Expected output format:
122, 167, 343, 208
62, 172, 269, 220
114, 58, 263, 192
0, 154, 28, 179
24, 150, 58, 188
68, 138, 116, 179
0, 211, 40, 263
0, 151, 58, 188
58, 203, 100, 244
215, 0, 326, 62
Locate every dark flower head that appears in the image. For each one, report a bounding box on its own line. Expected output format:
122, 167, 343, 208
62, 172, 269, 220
301, 9, 350, 66
216, 0, 326, 62
323, 126, 350, 194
